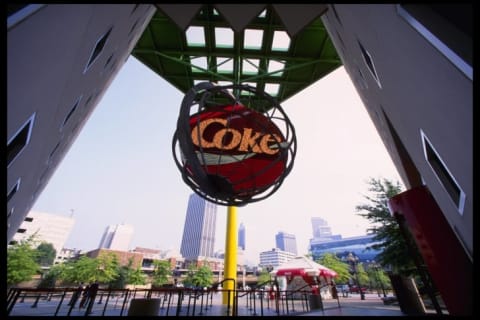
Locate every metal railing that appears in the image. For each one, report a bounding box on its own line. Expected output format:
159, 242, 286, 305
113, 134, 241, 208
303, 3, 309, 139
7, 284, 320, 316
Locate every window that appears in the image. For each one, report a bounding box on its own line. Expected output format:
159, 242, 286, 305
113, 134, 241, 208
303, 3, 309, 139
265, 83, 280, 96
331, 5, 342, 26
358, 40, 381, 88
130, 4, 140, 15
7, 113, 35, 168
190, 56, 208, 72
397, 4, 472, 80
242, 58, 260, 74
7, 178, 21, 203
421, 130, 466, 215
271, 31, 290, 51
186, 26, 205, 46
24, 217, 33, 222
216, 57, 233, 73
84, 27, 112, 73
8, 207, 14, 219
244, 29, 263, 49
128, 19, 139, 36
62, 95, 82, 129
104, 54, 114, 69
17, 228, 27, 233
215, 27, 234, 48
48, 141, 61, 164
267, 60, 285, 76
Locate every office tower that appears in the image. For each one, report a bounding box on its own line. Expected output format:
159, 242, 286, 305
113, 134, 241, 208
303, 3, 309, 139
238, 222, 246, 250
180, 193, 218, 259
259, 248, 296, 268
275, 231, 298, 255
311, 217, 333, 239
98, 223, 134, 251
11, 210, 75, 263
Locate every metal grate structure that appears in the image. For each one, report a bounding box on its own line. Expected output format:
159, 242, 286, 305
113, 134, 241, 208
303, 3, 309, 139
132, 4, 342, 111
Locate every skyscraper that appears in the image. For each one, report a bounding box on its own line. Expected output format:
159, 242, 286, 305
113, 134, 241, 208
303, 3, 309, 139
275, 231, 298, 255
98, 223, 134, 251
180, 193, 218, 259
311, 217, 333, 239
238, 222, 246, 250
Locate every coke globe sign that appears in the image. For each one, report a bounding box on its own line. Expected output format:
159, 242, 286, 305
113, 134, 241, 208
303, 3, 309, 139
173, 83, 296, 206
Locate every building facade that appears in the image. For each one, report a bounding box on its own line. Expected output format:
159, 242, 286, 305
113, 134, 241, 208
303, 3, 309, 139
259, 248, 296, 268
275, 231, 298, 255
7, 4, 472, 315
98, 223, 134, 251
180, 193, 218, 259
310, 234, 381, 262
11, 210, 75, 264
310, 217, 342, 242
238, 223, 246, 251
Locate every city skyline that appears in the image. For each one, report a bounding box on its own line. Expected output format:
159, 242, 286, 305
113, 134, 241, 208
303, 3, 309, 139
31, 57, 402, 265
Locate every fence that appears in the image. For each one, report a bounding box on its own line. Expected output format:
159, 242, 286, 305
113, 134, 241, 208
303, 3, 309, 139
7, 284, 320, 316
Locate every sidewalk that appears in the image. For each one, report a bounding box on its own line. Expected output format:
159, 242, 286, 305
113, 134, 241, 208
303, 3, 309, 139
302, 294, 406, 316
10, 291, 444, 316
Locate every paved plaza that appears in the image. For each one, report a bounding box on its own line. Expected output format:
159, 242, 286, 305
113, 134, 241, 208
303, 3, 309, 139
8, 291, 424, 317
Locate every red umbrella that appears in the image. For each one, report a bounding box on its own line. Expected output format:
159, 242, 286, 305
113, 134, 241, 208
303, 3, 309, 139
273, 256, 338, 278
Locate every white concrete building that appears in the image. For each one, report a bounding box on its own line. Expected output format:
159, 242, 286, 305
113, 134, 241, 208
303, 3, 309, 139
259, 248, 296, 268
98, 223, 134, 251
11, 210, 75, 264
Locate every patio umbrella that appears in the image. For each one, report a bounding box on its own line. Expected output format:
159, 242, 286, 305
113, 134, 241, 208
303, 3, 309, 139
273, 256, 338, 278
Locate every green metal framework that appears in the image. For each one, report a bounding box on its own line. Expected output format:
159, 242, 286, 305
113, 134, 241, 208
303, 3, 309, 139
132, 5, 342, 109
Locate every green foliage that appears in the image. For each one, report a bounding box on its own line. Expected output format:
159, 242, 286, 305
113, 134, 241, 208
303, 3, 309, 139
182, 264, 197, 288
192, 264, 214, 288
317, 253, 351, 284
356, 177, 418, 275
35, 242, 57, 267
128, 267, 146, 287
182, 263, 213, 288
58, 256, 97, 284
355, 263, 370, 287
109, 258, 146, 289
94, 252, 120, 284
366, 266, 391, 290
7, 236, 40, 287
37, 264, 64, 288
57, 253, 119, 285
257, 269, 272, 284
152, 260, 172, 287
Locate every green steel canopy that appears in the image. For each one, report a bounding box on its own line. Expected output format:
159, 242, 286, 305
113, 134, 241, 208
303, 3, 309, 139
132, 4, 342, 109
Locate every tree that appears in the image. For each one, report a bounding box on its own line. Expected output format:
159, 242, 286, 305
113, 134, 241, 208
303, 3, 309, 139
35, 242, 57, 267
7, 236, 40, 287
94, 252, 120, 284
38, 264, 64, 288
317, 253, 351, 284
257, 269, 272, 284
355, 263, 370, 287
59, 256, 98, 285
192, 264, 214, 288
152, 260, 172, 287
356, 177, 418, 275
109, 258, 146, 289
182, 264, 198, 288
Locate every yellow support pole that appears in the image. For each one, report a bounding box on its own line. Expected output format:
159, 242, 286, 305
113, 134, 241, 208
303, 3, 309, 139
222, 206, 238, 305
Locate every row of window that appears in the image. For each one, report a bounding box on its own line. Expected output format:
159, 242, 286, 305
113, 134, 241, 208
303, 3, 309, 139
186, 26, 290, 52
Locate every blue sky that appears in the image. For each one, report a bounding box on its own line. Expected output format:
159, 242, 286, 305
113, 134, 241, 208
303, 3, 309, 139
32, 56, 402, 265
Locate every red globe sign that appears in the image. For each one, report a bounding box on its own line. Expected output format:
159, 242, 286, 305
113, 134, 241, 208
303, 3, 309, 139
173, 82, 296, 206
189, 104, 287, 197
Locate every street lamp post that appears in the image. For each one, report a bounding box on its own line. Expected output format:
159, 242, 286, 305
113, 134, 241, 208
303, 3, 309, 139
346, 253, 365, 300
